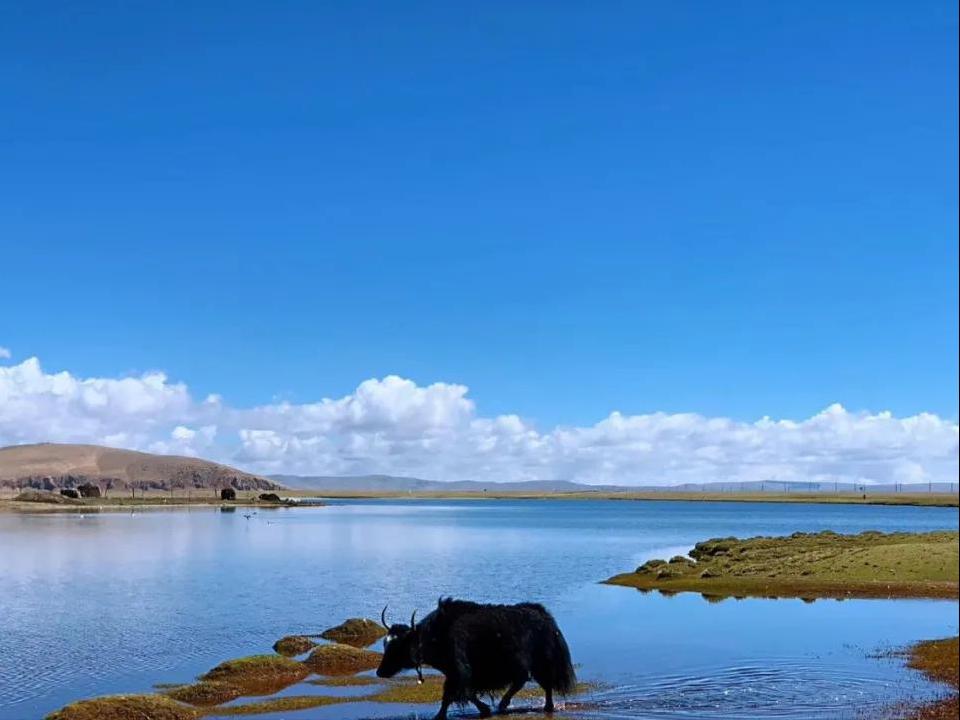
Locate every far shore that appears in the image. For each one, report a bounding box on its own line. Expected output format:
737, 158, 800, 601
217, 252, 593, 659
2, 488, 957, 511
295, 489, 959, 507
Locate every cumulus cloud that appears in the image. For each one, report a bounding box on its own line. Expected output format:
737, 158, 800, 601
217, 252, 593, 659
0, 354, 956, 486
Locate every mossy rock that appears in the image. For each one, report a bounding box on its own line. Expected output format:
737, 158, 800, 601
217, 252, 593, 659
273, 635, 317, 656
200, 654, 309, 694
165, 681, 242, 706
320, 618, 387, 647
45, 694, 200, 720
636, 558, 667, 573
668, 555, 694, 565
304, 642, 382, 675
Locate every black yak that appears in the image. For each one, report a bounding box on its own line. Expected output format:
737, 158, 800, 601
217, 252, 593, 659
376, 597, 575, 719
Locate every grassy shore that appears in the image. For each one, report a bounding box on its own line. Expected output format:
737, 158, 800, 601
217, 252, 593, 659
3, 488, 956, 510
605, 530, 960, 600
287, 489, 960, 507
903, 637, 959, 720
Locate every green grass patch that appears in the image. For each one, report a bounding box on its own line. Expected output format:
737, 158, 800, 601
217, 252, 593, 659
320, 617, 386, 648
605, 530, 960, 600
303, 643, 382, 675
199, 654, 309, 695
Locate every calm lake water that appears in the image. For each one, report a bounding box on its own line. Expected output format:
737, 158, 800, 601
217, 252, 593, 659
1, 499, 957, 720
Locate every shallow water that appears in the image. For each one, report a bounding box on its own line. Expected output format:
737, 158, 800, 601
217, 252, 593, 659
0, 499, 956, 719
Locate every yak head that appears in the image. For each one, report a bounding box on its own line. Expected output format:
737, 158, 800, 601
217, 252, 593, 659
375, 606, 421, 679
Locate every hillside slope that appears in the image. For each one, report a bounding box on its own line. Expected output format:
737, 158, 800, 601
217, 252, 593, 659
0, 443, 280, 492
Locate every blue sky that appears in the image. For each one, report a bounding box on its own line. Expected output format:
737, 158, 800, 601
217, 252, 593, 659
1, 0, 957, 431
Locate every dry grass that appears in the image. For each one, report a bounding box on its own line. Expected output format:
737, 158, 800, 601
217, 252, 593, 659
605, 530, 959, 600
904, 637, 960, 720
304, 643, 382, 675
44, 694, 200, 720
320, 617, 386, 647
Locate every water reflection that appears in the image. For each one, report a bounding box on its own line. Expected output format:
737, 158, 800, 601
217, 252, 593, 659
0, 499, 956, 719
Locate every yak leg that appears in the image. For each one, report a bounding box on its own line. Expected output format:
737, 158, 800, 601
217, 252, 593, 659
433, 678, 456, 720
470, 694, 492, 717
543, 687, 554, 713
497, 680, 525, 713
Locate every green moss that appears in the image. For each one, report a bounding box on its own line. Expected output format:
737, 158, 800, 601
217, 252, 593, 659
200, 654, 309, 694
164, 681, 242, 706
272, 635, 317, 656
320, 618, 387, 647
606, 530, 960, 600
304, 643, 382, 675
44, 694, 200, 720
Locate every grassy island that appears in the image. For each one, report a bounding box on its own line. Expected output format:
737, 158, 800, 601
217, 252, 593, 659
604, 530, 959, 600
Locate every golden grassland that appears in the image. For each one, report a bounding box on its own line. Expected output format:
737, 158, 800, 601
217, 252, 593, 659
605, 530, 960, 600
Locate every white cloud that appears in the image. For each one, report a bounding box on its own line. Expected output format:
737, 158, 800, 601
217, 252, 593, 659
0, 347, 10, 360
0, 354, 956, 486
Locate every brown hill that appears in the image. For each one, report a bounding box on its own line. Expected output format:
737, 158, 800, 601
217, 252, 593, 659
0, 443, 281, 493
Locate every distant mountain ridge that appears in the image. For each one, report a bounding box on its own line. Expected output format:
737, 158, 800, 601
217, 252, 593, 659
0, 443, 281, 492
273, 474, 957, 494
271, 474, 627, 493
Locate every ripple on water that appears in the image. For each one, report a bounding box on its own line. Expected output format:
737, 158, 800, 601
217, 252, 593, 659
585, 660, 933, 719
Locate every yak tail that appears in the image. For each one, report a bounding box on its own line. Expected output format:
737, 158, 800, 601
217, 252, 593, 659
525, 604, 576, 695
549, 629, 577, 695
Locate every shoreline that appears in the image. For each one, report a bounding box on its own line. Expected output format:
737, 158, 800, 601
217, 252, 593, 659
3, 489, 957, 510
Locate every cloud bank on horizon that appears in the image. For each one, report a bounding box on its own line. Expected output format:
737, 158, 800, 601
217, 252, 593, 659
0, 353, 956, 486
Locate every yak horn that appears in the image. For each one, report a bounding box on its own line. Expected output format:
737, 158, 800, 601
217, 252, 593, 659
410, 609, 417, 629
381, 605, 390, 630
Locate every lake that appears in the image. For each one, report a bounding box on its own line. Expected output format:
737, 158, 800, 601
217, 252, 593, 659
1, 499, 957, 719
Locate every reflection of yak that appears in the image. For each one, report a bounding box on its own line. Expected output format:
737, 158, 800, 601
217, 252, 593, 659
377, 598, 575, 719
